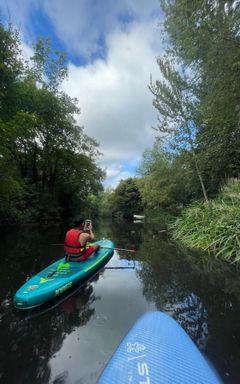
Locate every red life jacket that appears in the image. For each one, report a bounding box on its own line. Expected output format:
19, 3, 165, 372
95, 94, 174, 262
64, 229, 86, 255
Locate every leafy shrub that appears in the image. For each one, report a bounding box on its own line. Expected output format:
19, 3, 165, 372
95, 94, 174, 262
171, 179, 240, 263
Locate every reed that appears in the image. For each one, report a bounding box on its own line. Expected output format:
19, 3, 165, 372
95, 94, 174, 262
170, 179, 240, 263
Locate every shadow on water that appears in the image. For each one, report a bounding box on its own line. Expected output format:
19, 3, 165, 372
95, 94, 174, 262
1, 281, 98, 383
0, 219, 240, 383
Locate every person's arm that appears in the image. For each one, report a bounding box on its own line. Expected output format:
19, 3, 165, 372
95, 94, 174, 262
79, 228, 94, 245
88, 227, 95, 241
78, 232, 89, 246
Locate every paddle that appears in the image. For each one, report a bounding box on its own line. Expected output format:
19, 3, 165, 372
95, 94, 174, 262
105, 266, 135, 269
51, 244, 135, 253
99, 246, 135, 253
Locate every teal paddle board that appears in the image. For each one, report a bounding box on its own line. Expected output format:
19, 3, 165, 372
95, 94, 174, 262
14, 239, 114, 309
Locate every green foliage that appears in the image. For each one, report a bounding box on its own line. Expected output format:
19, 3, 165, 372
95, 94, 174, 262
149, 55, 198, 146
171, 179, 240, 263
0, 163, 25, 224
138, 139, 199, 210
145, 1, 240, 264
144, 209, 176, 230
111, 178, 143, 219
28, 37, 68, 91
97, 188, 114, 217
149, 53, 209, 201
159, 0, 240, 194
0, 22, 23, 119
0, 21, 104, 224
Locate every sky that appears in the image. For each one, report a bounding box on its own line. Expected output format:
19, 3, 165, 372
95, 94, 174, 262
1, 0, 163, 188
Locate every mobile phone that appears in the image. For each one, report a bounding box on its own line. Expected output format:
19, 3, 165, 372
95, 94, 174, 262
85, 219, 92, 227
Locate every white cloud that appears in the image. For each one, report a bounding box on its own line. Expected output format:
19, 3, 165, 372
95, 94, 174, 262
1, 0, 30, 26
0, 0, 39, 39
105, 168, 134, 189
21, 41, 34, 62
42, 0, 161, 58
62, 20, 161, 187
104, 162, 138, 188
106, 164, 122, 178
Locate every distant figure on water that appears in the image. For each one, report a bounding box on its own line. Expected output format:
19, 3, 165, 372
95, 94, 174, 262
64, 216, 100, 262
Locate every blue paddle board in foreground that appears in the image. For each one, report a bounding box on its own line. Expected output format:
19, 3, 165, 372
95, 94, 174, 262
14, 239, 114, 310
98, 311, 222, 384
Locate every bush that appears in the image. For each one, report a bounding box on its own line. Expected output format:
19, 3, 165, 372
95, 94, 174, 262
170, 179, 240, 263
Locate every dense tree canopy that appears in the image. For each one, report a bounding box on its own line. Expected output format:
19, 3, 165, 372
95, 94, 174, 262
110, 178, 143, 219
161, 0, 240, 191
138, 139, 198, 210
0, 22, 104, 224
149, 0, 240, 203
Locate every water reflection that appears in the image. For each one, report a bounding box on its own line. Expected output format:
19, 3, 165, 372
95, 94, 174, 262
95, 218, 143, 255
0, 219, 240, 383
0, 282, 97, 383
165, 293, 209, 350
132, 225, 240, 382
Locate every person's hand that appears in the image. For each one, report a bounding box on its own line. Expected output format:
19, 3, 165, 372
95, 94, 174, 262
84, 223, 92, 231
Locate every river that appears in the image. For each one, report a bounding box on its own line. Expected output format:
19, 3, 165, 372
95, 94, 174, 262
0, 218, 240, 383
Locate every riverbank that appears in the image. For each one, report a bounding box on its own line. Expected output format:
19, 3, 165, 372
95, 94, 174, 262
170, 179, 240, 263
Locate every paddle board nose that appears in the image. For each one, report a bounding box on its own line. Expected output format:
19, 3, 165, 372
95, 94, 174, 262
97, 311, 222, 384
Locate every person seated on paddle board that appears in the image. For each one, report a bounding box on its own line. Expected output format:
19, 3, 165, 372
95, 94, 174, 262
64, 216, 100, 262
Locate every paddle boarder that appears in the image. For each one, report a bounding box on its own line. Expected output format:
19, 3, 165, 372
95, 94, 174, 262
64, 216, 100, 262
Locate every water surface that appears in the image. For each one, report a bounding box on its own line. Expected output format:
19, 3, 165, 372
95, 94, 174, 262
0, 219, 240, 383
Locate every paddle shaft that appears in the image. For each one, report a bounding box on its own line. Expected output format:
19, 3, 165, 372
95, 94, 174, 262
51, 244, 135, 253
105, 266, 135, 269
100, 246, 135, 253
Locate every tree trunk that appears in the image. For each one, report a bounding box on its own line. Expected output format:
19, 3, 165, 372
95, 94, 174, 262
186, 124, 209, 203
192, 150, 208, 202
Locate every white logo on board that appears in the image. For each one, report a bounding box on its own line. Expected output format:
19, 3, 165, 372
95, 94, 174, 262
127, 342, 146, 353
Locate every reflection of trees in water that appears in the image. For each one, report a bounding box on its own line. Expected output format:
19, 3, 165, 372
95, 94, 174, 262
0, 283, 98, 384
2, 220, 240, 383
0, 225, 67, 301
178, 243, 240, 302
95, 218, 144, 258
165, 293, 208, 350
138, 267, 209, 351
137, 260, 209, 350
137, 228, 240, 356
52, 370, 68, 384
136, 256, 209, 344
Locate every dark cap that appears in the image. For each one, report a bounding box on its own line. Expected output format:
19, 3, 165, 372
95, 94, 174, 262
73, 215, 85, 227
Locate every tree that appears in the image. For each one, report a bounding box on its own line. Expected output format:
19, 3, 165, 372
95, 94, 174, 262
138, 139, 198, 210
0, 22, 23, 119
28, 37, 68, 91
149, 55, 209, 201
97, 188, 114, 217
0, 22, 26, 223
111, 178, 143, 219
159, 0, 240, 194
0, 21, 104, 223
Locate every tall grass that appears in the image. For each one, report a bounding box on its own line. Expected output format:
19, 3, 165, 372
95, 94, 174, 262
170, 179, 240, 263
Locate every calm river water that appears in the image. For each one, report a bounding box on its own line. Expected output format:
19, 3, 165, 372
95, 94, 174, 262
0, 218, 240, 383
